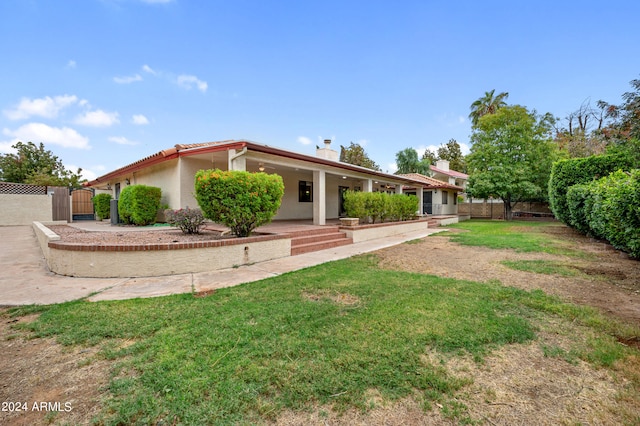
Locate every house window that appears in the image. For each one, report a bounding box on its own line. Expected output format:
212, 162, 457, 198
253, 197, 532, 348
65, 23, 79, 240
442, 190, 448, 205
299, 181, 313, 202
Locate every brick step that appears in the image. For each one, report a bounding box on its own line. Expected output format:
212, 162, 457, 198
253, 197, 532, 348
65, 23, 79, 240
290, 232, 348, 246
291, 237, 354, 256
285, 226, 341, 238
426, 220, 439, 228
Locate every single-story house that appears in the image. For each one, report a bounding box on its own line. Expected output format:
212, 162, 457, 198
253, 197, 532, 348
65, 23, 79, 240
86, 140, 466, 224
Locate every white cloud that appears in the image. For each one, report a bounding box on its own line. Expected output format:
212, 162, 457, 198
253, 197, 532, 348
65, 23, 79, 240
74, 110, 120, 127
297, 136, 312, 145
3, 123, 90, 149
113, 74, 143, 84
459, 142, 470, 155
108, 136, 138, 146
142, 64, 156, 75
4, 95, 78, 120
0, 141, 15, 153
388, 163, 398, 173
66, 60, 76, 69
131, 114, 149, 125
177, 74, 208, 92
458, 115, 466, 124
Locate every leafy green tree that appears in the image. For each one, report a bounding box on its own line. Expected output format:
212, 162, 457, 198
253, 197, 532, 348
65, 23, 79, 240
466, 105, 558, 220
421, 148, 438, 166
469, 89, 509, 127
339, 142, 381, 170
598, 76, 640, 141
436, 139, 467, 173
0, 141, 84, 186
394, 148, 431, 175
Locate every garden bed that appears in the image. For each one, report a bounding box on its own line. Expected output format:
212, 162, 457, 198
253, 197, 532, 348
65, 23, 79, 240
33, 222, 291, 278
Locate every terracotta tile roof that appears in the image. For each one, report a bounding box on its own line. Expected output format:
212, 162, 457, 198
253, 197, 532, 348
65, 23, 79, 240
429, 165, 468, 179
399, 173, 464, 191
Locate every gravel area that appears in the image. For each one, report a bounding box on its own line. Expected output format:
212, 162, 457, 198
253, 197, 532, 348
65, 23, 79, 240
47, 225, 233, 244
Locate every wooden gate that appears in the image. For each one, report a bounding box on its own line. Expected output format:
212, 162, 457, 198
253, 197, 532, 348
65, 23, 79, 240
50, 186, 71, 222
71, 188, 95, 220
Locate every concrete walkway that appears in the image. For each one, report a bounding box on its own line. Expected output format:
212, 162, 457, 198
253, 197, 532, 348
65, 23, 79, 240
0, 225, 443, 306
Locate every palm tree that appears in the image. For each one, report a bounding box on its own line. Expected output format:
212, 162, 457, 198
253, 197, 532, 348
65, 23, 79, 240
469, 89, 509, 126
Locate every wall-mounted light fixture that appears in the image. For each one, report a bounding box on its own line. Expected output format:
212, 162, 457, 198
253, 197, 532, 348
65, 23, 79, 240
125, 178, 131, 185
258, 163, 265, 172
107, 183, 112, 190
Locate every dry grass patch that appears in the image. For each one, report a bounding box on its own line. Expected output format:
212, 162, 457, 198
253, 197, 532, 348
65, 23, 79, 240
302, 290, 361, 306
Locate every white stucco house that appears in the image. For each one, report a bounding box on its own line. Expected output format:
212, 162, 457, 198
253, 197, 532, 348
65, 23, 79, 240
86, 140, 467, 224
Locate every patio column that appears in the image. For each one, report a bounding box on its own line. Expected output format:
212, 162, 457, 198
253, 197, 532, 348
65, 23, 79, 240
228, 148, 247, 171
395, 184, 403, 194
313, 170, 326, 225
363, 179, 372, 192
418, 187, 424, 216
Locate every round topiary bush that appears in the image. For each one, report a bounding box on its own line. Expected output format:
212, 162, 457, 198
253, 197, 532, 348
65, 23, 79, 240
118, 184, 162, 226
194, 169, 284, 237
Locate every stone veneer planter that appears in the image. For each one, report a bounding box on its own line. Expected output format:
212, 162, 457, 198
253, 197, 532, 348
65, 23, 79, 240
33, 222, 290, 278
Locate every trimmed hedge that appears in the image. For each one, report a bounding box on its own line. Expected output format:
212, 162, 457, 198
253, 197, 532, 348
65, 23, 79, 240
118, 185, 162, 226
92, 193, 112, 220
548, 154, 633, 224
343, 191, 418, 223
566, 170, 640, 258
194, 169, 284, 237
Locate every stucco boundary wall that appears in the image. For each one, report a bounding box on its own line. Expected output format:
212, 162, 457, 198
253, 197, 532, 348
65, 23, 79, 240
32, 222, 291, 278
340, 218, 437, 244
1, 194, 53, 225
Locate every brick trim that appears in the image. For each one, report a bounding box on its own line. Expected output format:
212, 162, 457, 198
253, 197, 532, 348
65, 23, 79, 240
48, 233, 287, 252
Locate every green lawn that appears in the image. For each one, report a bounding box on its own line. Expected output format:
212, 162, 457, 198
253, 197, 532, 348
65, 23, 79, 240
441, 219, 584, 256
8, 220, 638, 425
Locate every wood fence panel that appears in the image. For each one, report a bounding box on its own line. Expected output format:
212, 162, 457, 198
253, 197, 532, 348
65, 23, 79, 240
51, 187, 70, 222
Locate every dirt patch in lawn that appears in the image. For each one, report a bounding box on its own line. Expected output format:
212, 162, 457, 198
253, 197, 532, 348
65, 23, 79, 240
0, 315, 111, 426
376, 225, 640, 327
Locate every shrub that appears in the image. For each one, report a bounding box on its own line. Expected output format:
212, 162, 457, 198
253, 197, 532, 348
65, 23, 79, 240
92, 193, 112, 220
548, 154, 633, 224
165, 207, 206, 234
194, 169, 284, 237
344, 191, 418, 223
586, 170, 640, 258
343, 191, 367, 222
118, 185, 162, 226
393, 193, 419, 221
566, 184, 591, 235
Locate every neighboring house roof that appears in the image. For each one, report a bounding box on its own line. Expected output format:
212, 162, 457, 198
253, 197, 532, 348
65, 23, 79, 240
399, 173, 464, 191
429, 165, 469, 179
85, 140, 425, 187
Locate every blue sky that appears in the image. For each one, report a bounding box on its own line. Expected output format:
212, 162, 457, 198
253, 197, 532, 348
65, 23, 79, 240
1, 0, 639, 180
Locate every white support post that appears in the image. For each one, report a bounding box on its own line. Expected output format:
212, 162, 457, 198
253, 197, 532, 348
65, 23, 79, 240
363, 179, 373, 192
313, 170, 326, 225
228, 148, 247, 171
418, 188, 424, 216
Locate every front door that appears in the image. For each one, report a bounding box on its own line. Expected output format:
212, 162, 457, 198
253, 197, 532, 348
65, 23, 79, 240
423, 191, 433, 214
338, 186, 350, 216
